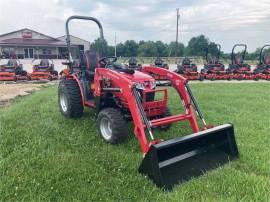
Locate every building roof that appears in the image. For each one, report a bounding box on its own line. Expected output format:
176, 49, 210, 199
0, 28, 58, 40
57, 35, 90, 43
1, 38, 58, 45
0, 28, 89, 47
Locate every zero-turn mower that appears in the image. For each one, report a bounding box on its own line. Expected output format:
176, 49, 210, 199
127, 57, 142, 70
174, 57, 200, 80
254, 45, 270, 80
227, 44, 254, 80
59, 16, 239, 190
0, 58, 30, 81
200, 44, 229, 80
30, 59, 58, 81
152, 57, 169, 69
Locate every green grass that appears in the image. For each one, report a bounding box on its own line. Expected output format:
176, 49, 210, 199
0, 83, 269, 201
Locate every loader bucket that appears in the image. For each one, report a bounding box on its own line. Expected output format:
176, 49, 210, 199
139, 124, 238, 190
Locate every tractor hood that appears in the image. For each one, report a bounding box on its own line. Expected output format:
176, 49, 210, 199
119, 70, 154, 82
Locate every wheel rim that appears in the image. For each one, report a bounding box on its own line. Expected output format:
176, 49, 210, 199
60, 92, 68, 112
100, 117, 112, 140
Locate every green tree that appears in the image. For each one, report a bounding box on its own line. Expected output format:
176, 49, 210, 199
137, 41, 158, 57
168, 42, 185, 57
107, 46, 115, 56
207, 42, 220, 59
91, 38, 108, 56
124, 40, 138, 57
155, 41, 169, 57
116, 43, 126, 57
186, 35, 209, 56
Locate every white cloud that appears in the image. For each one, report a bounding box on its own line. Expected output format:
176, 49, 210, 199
0, 0, 269, 52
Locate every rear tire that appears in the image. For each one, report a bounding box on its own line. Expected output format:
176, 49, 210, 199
58, 79, 83, 118
97, 108, 128, 144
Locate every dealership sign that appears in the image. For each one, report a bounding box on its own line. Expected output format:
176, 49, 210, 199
22, 31, 32, 39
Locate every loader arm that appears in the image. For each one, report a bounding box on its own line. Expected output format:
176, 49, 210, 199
94, 67, 203, 154
142, 66, 200, 131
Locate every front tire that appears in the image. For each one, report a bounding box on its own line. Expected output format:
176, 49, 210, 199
58, 79, 83, 118
97, 108, 128, 144
158, 106, 172, 130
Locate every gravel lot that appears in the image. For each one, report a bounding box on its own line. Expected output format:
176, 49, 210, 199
0, 82, 55, 107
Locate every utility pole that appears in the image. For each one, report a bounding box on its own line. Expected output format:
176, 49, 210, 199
175, 8, 180, 57
114, 32, 117, 57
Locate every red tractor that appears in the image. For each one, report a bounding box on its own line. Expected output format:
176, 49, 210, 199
59, 16, 239, 190
30, 59, 58, 81
174, 57, 200, 80
254, 45, 270, 80
0, 58, 30, 81
227, 44, 254, 80
200, 44, 230, 80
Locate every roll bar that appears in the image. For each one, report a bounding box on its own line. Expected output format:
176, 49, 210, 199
259, 45, 270, 64
65, 15, 104, 64
205, 44, 221, 63
231, 44, 247, 64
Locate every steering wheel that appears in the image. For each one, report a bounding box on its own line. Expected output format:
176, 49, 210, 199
99, 56, 117, 67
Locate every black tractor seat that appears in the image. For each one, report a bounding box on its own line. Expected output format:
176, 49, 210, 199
6, 59, 18, 68
128, 57, 140, 69
263, 53, 270, 65
234, 55, 244, 65
154, 57, 164, 67
182, 57, 191, 66
81, 50, 99, 80
40, 59, 50, 66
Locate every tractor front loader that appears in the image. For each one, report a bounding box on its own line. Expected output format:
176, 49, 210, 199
58, 15, 239, 190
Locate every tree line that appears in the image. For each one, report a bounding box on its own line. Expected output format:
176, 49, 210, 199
91, 35, 265, 60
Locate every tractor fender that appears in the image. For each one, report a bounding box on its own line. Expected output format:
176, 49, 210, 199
68, 74, 86, 106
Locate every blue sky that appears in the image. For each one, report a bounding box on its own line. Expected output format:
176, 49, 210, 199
0, 0, 269, 52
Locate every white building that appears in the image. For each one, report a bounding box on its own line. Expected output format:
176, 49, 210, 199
0, 28, 90, 59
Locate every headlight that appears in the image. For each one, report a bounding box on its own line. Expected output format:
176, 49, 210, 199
151, 81, 156, 89
136, 81, 156, 90
135, 83, 145, 90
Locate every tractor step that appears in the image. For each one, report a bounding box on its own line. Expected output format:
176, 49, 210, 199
139, 123, 238, 190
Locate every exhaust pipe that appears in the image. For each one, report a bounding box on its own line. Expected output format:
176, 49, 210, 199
139, 124, 239, 190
